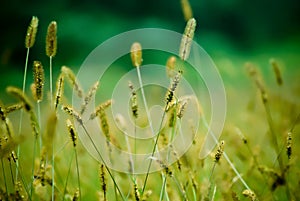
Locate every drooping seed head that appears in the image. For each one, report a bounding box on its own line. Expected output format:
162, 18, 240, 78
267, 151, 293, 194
179, 18, 196, 61
61, 105, 83, 124
25, 16, 39, 48
61, 66, 83, 98
46, 21, 57, 57
6, 86, 33, 112
130, 42, 142, 67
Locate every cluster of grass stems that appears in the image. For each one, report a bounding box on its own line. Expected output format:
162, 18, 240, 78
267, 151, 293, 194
0, 2, 299, 200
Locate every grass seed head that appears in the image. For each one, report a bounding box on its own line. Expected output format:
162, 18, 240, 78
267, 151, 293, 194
80, 81, 100, 114
181, 0, 193, 21
89, 99, 112, 120
62, 105, 83, 124
61, 66, 83, 98
179, 18, 196, 61
46, 21, 57, 57
55, 73, 64, 110
66, 119, 77, 147
33, 60, 45, 102
25, 16, 39, 48
129, 81, 138, 118
242, 189, 256, 201
99, 164, 107, 200
270, 58, 283, 86
286, 131, 292, 159
166, 56, 177, 78
130, 42, 142, 67
6, 86, 33, 112
214, 140, 225, 162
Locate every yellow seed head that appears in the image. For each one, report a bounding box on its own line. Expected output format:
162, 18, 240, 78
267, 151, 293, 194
130, 42, 142, 67
181, 0, 193, 21
46, 21, 57, 57
179, 18, 196, 61
61, 66, 83, 98
270, 58, 283, 86
25, 16, 39, 48
166, 56, 177, 78
242, 189, 256, 201
33, 60, 45, 102
6, 86, 33, 112
81, 81, 100, 114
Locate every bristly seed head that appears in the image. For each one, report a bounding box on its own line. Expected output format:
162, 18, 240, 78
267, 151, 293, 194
6, 86, 33, 112
61, 66, 83, 98
67, 119, 77, 147
25, 16, 39, 48
130, 42, 142, 67
129, 81, 138, 118
33, 60, 45, 102
179, 18, 196, 61
46, 21, 57, 57
165, 70, 182, 108
61, 105, 83, 124
242, 189, 256, 201
80, 81, 100, 114
286, 131, 292, 160
214, 140, 225, 162
55, 73, 64, 110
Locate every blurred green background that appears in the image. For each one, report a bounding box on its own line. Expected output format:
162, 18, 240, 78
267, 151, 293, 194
1, 0, 300, 96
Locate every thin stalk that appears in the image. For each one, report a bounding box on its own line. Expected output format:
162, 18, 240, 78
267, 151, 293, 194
37, 102, 42, 150
137, 65, 167, 195
211, 185, 217, 201
16, 47, 30, 181
49, 56, 53, 106
1, 158, 9, 198
136, 66, 155, 135
74, 148, 81, 201
12, 157, 32, 201
8, 159, 15, 188
263, 102, 283, 171
202, 118, 251, 191
159, 174, 167, 201
81, 124, 126, 200
30, 135, 38, 198
141, 110, 167, 194
62, 150, 74, 201
52, 142, 55, 201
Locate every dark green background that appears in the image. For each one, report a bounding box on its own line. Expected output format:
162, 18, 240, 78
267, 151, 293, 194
1, 0, 300, 96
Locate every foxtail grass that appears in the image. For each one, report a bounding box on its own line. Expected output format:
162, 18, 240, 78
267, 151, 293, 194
18, 17, 39, 182
46, 21, 57, 108
61, 105, 126, 201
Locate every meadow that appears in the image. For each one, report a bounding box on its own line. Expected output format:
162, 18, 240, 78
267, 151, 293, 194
0, 1, 300, 200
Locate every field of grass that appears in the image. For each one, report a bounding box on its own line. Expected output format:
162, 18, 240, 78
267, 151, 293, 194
1, 1, 300, 201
